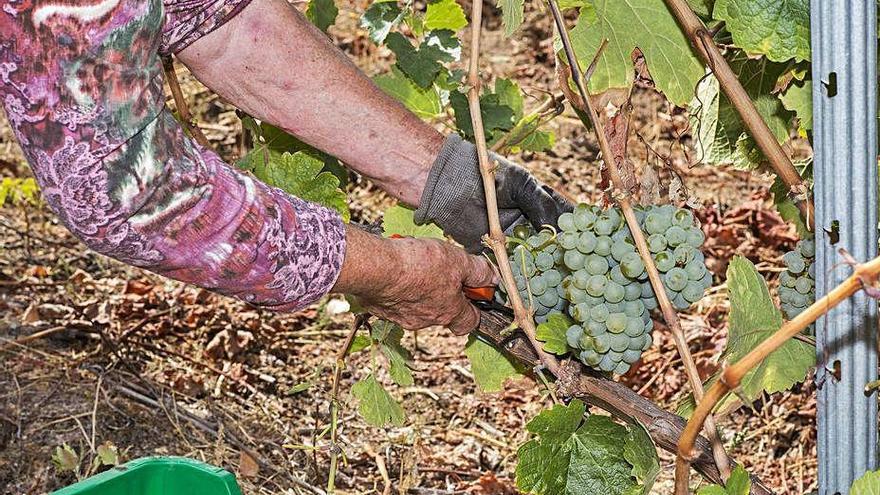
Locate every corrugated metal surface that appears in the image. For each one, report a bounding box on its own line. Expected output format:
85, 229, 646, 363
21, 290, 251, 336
812, 1, 879, 493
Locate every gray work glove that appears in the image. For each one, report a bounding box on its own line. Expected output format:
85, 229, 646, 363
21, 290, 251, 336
414, 134, 573, 253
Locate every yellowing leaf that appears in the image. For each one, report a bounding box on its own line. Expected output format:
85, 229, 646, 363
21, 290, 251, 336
382, 205, 445, 239
424, 0, 467, 31
52, 444, 80, 474
851, 469, 880, 495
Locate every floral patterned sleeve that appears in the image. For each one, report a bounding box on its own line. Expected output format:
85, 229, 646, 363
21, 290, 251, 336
0, 0, 347, 311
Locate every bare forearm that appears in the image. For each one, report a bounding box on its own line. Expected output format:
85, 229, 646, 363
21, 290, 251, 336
177, 0, 442, 206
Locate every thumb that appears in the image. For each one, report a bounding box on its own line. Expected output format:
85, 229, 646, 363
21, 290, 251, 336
462, 253, 499, 288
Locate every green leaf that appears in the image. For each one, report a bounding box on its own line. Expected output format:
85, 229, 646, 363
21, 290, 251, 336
536, 313, 573, 355
361, 1, 406, 43
95, 442, 120, 467
515, 400, 642, 495
306, 0, 338, 32
722, 257, 813, 407
494, 78, 525, 120
386, 32, 456, 88
568, 0, 704, 106
52, 444, 80, 474
352, 374, 406, 427
424, 0, 468, 31
696, 465, 751, 495
239, 121, 347, 185
714, 0, 810, 62
851, 469, 880, 495
517, 130, 556, 152
687, 0, 713, 17
371, 320, 414, 387
349, 334, 372, 354
450, 90, 517, 142
497, 0, 524, 37
244, 151, 349, 221
623, 422, 660, 493
374, 66, 444, 119
556, 0, 588, 10
780, 80, 812, 134
382, 205, 446, 239
771, 157, 812, 237
424, 29, 462, 62
464, 335, 523, 392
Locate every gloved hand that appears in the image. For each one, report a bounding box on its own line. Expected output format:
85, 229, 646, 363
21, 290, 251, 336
414, 134, 573, 253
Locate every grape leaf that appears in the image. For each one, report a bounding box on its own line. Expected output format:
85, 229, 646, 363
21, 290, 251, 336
556, 0, 588, 10
52, 444, 79, 474
780, 80, 812, 134
374, 66, 443, 119
688, 73, 734, 165
722, 257, 813, 407
243, 150, 349, 221
714, 0, 810, 63
497, 0, 524, 37
424, 29, 462, 62
517, 130, 556, 152
352, 374, 406, 427
696, 465, 751, 495
306, 0, 338, 33
623, 422, 660, 493
424, 0, 468, 31
536, 313, 573, 355
851, 470, 880, 495
771, 157, 812, 238
450, 89, 517, 142
349, 334, 372, 354
382, 205, 445, 239
464, 335, 523, 392
386, 32, 456, 88
371, 320, 414, 387
361, 1, 406, 43
239, 121, 347, 184
568, 0, 704, 106
687, 0, 713, 17
515, 400, 643, 495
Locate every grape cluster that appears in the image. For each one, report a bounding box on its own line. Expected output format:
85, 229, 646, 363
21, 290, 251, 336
501, 229, 569, 324
498, 203, 713, 375
779, 238, 815, 321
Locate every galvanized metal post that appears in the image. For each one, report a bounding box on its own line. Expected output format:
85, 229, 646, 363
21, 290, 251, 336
812, 1, 879, 493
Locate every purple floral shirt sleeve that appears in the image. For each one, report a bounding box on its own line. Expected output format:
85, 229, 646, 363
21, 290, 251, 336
0, 0, 347, 312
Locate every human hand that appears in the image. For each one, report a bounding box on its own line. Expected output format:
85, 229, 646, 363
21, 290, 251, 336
332, 226, 498, 335
414, 134, 573, 253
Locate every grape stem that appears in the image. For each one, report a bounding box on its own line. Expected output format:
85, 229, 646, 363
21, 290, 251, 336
465, 0, 561, 376
546, 0, 732, 482
162, 56, 212, 149
675, 254, 880, 494
660, 0, 814, 231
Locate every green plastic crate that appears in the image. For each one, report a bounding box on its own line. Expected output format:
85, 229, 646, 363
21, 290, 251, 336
52, 457, 242, 495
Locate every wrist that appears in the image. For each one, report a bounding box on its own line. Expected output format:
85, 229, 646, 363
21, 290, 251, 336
331, 224, 402, 298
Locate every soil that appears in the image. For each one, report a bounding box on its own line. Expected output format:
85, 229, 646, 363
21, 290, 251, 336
0, 1, 816, 494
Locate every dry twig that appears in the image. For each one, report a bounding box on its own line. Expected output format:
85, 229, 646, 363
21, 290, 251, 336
162, 57, 212, 149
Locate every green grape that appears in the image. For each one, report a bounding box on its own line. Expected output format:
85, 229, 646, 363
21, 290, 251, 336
595, 216, 615, 236
606, 350, 623, 362
566, 325, 584, 347
573, 205, 597, 231
641, 333, 653, 351
544, 269, 563, 287
572, 302, 591, 322
585, 255, 609, 275
584, 294, 604, 306
620, 252, 645, 279
628, 333, 645, 351
791, 292, 808, 307
577, 231, 597, 254
681, 282, 705, 303
586, 320, 607, 337
598, 355, 616, 372
586, 274, 607, 297
684, 258, 707, 280
644, 211, 671, 235
640, 281, 653, 298
529, 275, 548, 295
560, 231, 579, 250
566, 285, 587, 303
779, 288, 793, 304
514, 275, 527, 292
605, 208, 621, 226
594, 236, 613, 256
654, 251, 675, 272
610, 333, 630, 352
538, 290, 559, 308
609, 265, 629, 285
624, 317, 644, 337
799, 238, 815, 258
606, 313, 627, 334
572, 269, 590, 289
622, 349, 642, 364
564, 250, 586, 271
624, 282, 642, 301
783, 251, 806, 274
647, 233, 667, 253
590, 303, 609, 323
623, 300, 645, 318
605, 282, 625, 303
526, 235, 543, 250
593, 333, 612, 353
686, 227, 705, 248
535, 251, 554, 271
672, 293, 690, 310
611, 240, 634, 262
642, 296, 658, 311
674, 244, 696, 265
673, 208, 695, 228
606, 302, 623, 313
558, 212, 576, 232
779, 271, 796, 288
579, 349, 602, 366
795, 276, 814, 294
665, 226, 687, 247
512, 224, 531, 240
643, 319, 654, 334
